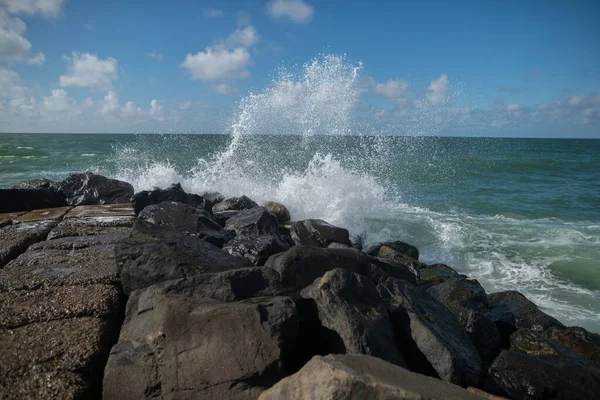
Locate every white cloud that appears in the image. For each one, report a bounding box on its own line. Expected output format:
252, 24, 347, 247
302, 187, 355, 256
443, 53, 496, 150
211, 83, 235, 95
267, 0, 314, 23
0, 11, 45, 64
182, 46, 251, 82
203, 8, 224, 18
180, 101, 191, 110
226, 26, 258, 48
147, 50, 163, 61
425, 74, 449, 106
568, 95, 600, 108
0, 0, 66, 18
507, 103, 522, 112
373, 79, 410, 106
59, 52, 119, 91
43, 88, 75, 112
101, 90, 165, 123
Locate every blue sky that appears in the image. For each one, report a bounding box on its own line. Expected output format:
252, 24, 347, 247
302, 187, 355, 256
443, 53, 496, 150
1, 0, 599, 137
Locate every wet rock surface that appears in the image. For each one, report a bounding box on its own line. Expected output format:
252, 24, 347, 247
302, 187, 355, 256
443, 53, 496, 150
290, 219, 351, 247
212, 195, 259, 212
263, 201, 291, 223
0, 220, 57, 268
131, 183, 212, 215
58, 172, 134, 206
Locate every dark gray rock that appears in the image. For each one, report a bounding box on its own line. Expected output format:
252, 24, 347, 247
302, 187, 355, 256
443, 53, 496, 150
46, 216, 135, 240
103, 287, 298, 399
57, 172, 133, 206
116, 220, 251, 295
212, 195, 258, 212
225, 206, 280, 239
265, 246, 371, 295
259, 354, 484, 400
200, 191, 225, 204
487, 290, 564, 347
366, 240, 420, 260
546, 326, 600, 368
427, 278, 501, 363
138, 201, 231, 247
378, 278, 482, 387
419, 263, 467, 287
264, 201, 291, 223
223, 234, 290, 266
484, 329, 600, 399
290, 219, 351, 247
213, 210, 243, 226
300, 269, 406, 367
0, 220, 57, 268
0, 188, 66, 213
154, 267, 282, 302
369, 256, 419, 284
131, 183, 212, 215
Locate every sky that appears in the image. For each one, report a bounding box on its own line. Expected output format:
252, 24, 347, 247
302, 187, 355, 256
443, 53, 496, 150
0, 0, 599, 137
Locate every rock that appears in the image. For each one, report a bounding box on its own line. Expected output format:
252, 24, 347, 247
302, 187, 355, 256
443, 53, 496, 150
138, 201, 231, 247
0, 220, 57, 268
546, 326, 600, 368
487, 290, 564, 347
0, 188, 67, 213
349, 234, 364, 250
368, 256, 419, 284
46, 215, 135, 240
103, 287, 298, 399
57, 172, 134, 206
0, 243, 120, 291
485, 331, 600, 400
200, 191, 225, 204
258, 354, 483, 400
63, 203, 135, 219
265, 246, 371, 295
290, 219, 351, 247
419, 263, 466, 287
154, 267, 282, 302
327, 242, 352, 249
378, 278, 482, 387
11, 178, 57, 190
300, 269, 406, 367
213, 210, 243, 226
130, 183, 211, 215
0, 317, 122, 399
116, 220, 252, 295
13, 206, 72, 223
223, 235, 290, 266
212, 195, 258, 212
0, 284, 122, 330
0, 219, 11, 228
264, 201, 291, 223
225, 206, 280, 239
427, 278, 501, 362
366, 240, 420, 260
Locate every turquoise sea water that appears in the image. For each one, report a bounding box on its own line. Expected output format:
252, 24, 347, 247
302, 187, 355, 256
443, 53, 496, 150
1, 132, 599, 332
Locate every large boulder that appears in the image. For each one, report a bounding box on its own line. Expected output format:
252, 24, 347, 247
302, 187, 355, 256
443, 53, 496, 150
487, 290, 564, 347
290, 219, 351, 247
212, 195, 258, 213
103, 286, 298, 399
263, 201, 291, 223
258, 354, 483, 400
225, 207, 280, 239
138, 201, 231, 247
365, 240, 420, 260
116, 220, 251, 295
0, 188, 66, 213
368, 256, 419, 284
545, 326, 600, 368
419, 263, 467, 287
378, 278, 482, 387
57, 172, 133, 206
0, 220, 57, 268
130, 183, 211, 215
265, 246, 371, 295
223, 235, 290, 266
300, 269, 406, 367
427, 278, 501, 363
484, 329, 600, 399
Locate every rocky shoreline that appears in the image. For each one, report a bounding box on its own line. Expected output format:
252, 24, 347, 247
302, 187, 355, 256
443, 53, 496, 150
1, 172, 599, 399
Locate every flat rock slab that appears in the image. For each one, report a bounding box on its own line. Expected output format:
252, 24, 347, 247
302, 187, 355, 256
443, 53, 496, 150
64, 204, 135, 219
0, 368, 87, 400
0, 220, 57, 268
0, 244, 120, 291
0, 317, 116, 398
47, 216, 135, 240
29, 234, 129, 251
14, 206, 72, 222
0, 283, 122, 330
0, 211, 26, 220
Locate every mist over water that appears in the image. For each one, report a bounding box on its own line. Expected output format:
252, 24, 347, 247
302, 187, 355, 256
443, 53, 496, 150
1, 54, 599, 332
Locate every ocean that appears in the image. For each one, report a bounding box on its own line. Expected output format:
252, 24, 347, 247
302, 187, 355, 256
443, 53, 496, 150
1, 55, 599, 333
